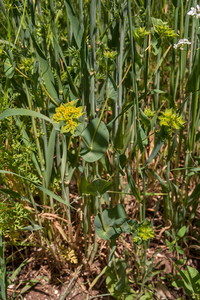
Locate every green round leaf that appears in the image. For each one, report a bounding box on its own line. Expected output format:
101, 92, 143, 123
4, 57, 15, 78
107, 73, 118, 102
80, 118, 109, 162
106, 259, 132, 298
73, 121, 84, 137
3, 47, 16, 78
94, 204, 127, 240
86, 179, 114, 196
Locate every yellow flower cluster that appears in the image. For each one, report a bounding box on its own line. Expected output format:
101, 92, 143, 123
133, 27, 151, 46
159, 108, 185, 130
52, 101, 84, 134
152, 18, 178, 39
132, 222, 155, 244
138, 226, 155, 241
59, 246, 78, 264
144, 108, 156, 118
103, 50, 118, 60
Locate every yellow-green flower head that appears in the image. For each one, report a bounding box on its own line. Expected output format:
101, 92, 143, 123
138, 225, 155, 241
103, 50, 118, 60
152, 18, 178, 39
159, 108, 185, 130
52, 100, 84, 134
144, 108, 156, 118
132, 221, 155, 244
58, 245, 78, 264
133, 236, 141, 244
133, 27, 151, 46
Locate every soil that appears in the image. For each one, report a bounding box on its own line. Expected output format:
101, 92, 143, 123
4, 179, 200, 300
6, 242, 200, 300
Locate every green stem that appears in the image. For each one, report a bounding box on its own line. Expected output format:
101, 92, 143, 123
24, 79, 45, 192
166, 139, 171, 224
13, 0, 27, 46
127, 0, 139, 119
62, 135, 73, 244
90, 97, 109, 149
142, 153, 146, 221
81, 136, 92, 151
7, 0, 11, 48
90, 0, 96, 119
83, 195, 88, 257
0, 233, 7, 300
98, 197, 107, 232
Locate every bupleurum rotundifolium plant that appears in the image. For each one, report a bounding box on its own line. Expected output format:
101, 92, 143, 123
159, 108, 185, 139
144, 108, 156, 118
151, 18, 178, 39
159, 108, 185, 129
52, 100, 84, 135
133, 27, 151, 46
131, 220, 155, 245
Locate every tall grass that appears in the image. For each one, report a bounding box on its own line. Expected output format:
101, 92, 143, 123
0, 0, 200, 298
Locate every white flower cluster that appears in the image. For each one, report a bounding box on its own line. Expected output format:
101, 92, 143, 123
173, 38, 191, 50
187, 5, 200, 19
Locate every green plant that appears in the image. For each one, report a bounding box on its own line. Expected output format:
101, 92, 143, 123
0, 200, 30, 237
165, 226, 186, 256
92, 192, 155, 299
0, 0, 200, 298
0, 234, 7, 300
0, 193, 42, 300
172, 266, 200, 300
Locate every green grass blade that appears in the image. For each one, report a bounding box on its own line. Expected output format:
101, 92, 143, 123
64, 0, 84, 48
0, 0, 6, 18
125, 167, 141, 202
15, 116, 42, 177
0, 234, 7, 300
145, 134, 165, 167
49, 0, 62, 91
44, 128, 56, 188
52, 36, 78, 96
89, 0, 96, 119
0, 170, 74, 209
31, 35, 61, 111
0, 108, 59, 130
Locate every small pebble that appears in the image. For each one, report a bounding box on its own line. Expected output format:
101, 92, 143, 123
8, 284, 15, 289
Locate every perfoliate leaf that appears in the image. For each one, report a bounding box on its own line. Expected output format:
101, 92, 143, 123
80, 118, 109, 162
86, 179, 114, 196
107, 73, 118, 102
94, 204, 127, 240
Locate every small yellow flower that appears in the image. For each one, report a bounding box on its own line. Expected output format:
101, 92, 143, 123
52, 100, 84, 135
138, 226, 155, 241
133, 27, 151, 46
133, 236, 141, 244
152, 19, 178, 39
159, 108, 185, 130
59, 246, 78, 264
132, 221, 155, 244
144, 108, 156, 118
103, 50, 118, 60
